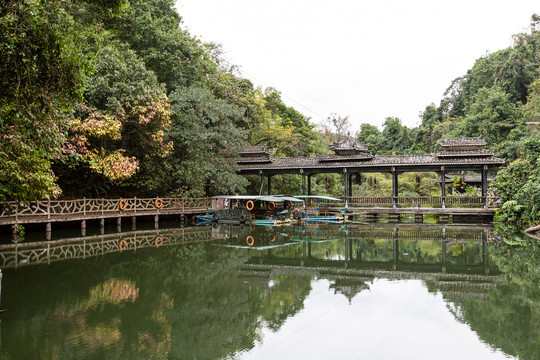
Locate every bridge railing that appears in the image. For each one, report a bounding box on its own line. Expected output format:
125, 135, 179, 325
0, 197, 211, 222
331, 196, 499, 209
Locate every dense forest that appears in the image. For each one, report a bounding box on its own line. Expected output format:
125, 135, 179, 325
1, 0, 540, 225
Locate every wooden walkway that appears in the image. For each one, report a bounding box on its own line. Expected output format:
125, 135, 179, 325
0, 197, 210, 226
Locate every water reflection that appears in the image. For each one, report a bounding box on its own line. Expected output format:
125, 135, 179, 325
0, 223, 538, 359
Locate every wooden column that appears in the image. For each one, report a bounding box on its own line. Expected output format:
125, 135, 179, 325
307, 175, 312, 195
392, 167, 398, 208
343, 168, 348, 207
301, 169, 306, 195
259, 171, 265, 195
481, 165, 488, 207
348, 174, 353, 197
267, 175, 272, 195
441, 166, 446, 209
356, 173, 361, 185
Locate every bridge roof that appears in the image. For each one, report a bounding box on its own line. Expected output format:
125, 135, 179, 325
237, 153, 505, 174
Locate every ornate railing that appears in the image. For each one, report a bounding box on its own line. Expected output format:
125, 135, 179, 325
0, 197, 211, 224
331, 196, 498, 209
0, 227, 213, 269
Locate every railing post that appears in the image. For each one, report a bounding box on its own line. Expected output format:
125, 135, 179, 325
134, 196, 137, 215
47, 199, 51, 220
83, 198, 86, 216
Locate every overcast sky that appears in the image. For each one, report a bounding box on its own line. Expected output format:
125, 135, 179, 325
175, 0, 539, 130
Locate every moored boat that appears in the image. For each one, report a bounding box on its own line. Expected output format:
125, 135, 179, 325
196, 195, 304, 226
294, 195, 348, 223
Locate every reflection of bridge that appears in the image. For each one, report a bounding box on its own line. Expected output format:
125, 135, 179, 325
309, 223, 493, 243
0, 227, 213, 269
238, 264, 506, 302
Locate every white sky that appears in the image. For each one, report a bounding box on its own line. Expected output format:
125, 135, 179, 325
241, 279, 513, 360
175, 0, 539, 130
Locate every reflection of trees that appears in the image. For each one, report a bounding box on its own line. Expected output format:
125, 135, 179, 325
448, 225, 540, 360
0, 242, 313, 359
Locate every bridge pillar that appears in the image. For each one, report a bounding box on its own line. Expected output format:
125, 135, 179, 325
154, 215, 159, 230
117, 217, 122, 232
301, 169, 306, 195
100, 218, 105, 235
441, 166, 446, 209
482, 165, 488, 208
259, 171, 265, 195
392, 167, 398, 208
132, 217, 137, 230
81, 220, 86, 236
343, 168, 348, 207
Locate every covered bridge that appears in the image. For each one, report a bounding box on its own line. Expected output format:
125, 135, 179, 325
236, 136, 505, 207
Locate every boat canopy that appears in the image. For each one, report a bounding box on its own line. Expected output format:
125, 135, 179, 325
211, 195, 290, 202
295, 195, 342, 201
272, 195, 304, 203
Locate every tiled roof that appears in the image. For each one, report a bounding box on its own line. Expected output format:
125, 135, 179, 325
239, 144, 273, 155
440, 137, 487, 147
329, 135, 369, 153
237, 153, 505, 171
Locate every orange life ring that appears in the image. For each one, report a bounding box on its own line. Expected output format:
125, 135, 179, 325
155, 198, 163, 208
246, 200, 254, 211
119, 200, 127, 211
246, 235, 254, 246
268, 232, 275, 242
155, 236, 163, 247
268, 201, 275, 210
119, 239, 127, 250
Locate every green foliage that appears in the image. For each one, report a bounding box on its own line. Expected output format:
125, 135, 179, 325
0, 0, 89, 201
163, 86, 249, 197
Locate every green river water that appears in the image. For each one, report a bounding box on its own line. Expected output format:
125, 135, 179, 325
0, 221, 538, 359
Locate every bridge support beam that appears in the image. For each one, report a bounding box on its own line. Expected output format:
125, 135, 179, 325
301, 170, 306, 195
343, 168, 348, 207
259, 172, 265, 195
482, 165, 488, 208
441, 166, 446, 209
392, 167, 398, 208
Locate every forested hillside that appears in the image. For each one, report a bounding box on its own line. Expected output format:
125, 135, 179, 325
1, 1, 539, 225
